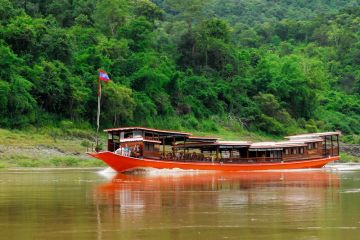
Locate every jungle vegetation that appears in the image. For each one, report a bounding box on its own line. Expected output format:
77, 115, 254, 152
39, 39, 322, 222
1, 0, 360, 138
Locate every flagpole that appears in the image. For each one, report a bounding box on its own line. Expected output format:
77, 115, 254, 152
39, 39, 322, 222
95, 69, 110, 152
96, 77, 101, 152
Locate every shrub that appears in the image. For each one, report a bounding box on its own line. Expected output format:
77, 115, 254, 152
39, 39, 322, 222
50, 157, 79, 167
67, 129, 94, 140
17, 159, 40, 167
201, 119, 219, 132
257, 114, 286, 135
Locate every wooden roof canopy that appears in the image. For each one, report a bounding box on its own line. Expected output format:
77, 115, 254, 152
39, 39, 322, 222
187, 136, 219, 142
104, 126, 218, 145
250, 142, 306, 148
285, 132, 341, 140
176, 141, 251, 149
104, 126, 191, 136
105, 127, 340, 148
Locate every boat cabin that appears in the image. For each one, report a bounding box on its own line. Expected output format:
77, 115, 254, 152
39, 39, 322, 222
105, 127, 193, 159
175, 141, 252, 162
285, 132, 340, 157
104, 127, 340, 163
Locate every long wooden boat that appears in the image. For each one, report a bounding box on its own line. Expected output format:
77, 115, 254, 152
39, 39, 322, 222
88, 127, 340, 172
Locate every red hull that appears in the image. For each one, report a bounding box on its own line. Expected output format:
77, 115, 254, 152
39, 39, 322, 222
88, 151, 339, 172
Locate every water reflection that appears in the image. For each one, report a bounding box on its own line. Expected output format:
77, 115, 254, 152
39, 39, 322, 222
97, 171, 340, 203
94, 170, 341, 239
1, 169, 358, 240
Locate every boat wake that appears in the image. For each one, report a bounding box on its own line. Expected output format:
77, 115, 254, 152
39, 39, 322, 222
342, 188, 360, 193
96, 163, 360, 179
97, 167, 117, 179
325, 163, 360, 171
129, 168, 216, 176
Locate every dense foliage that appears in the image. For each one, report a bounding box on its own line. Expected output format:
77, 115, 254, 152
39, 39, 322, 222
1, 0, 360, 135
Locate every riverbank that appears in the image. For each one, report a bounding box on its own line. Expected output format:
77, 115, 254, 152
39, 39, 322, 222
0, 128, 359, 168
0, 128, 105, 168
338, 143, 360, 163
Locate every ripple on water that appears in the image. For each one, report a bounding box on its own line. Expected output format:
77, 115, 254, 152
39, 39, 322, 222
342, 188, 360, 193
325, 163, 360, 171
297, 226, 358, 230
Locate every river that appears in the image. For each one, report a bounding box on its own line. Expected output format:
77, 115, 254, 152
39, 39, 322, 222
0, 164, 359, 240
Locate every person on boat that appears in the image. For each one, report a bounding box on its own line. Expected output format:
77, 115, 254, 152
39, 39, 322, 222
115, 145, 123, 155
133, 144, 140, 157
124, 144, 130, 156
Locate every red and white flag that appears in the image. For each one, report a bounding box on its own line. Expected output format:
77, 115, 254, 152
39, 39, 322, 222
99, 69, 110, 82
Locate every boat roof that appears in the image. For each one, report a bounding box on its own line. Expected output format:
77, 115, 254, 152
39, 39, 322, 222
104, 126, 191, 136
285, 132, 341, 140
119, 137, 161, 144
186, 136, 219, 143
249, 141, 307, 149
176, 140, 252, 149
288, 138, 323, 143
217, 141, 252, 146
177, 138, 321, 150
106, 127, 338, 148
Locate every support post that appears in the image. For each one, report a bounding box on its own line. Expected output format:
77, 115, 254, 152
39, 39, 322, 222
183, 137, 186, 155
172, 137, 176, 154
162, 137, 165, 156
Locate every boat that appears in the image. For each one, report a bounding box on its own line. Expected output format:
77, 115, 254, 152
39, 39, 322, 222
88, 127, 340, 172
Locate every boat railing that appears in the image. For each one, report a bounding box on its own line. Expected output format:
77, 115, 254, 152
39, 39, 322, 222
322, 147, 339, 156
157, 151, 326, 163
221, 157, 281, 163
160, 152, 213, 162
219, 155, 327, 163
144, 136, 161, 141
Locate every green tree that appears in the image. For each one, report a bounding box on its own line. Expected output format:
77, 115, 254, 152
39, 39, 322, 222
32, 60, 90, 119
39, 28, 72, 63
0, 0, 17, 23
165, 0, 211, 29
134, 0, 164, 22
0, 80, 10, 117
7, 75, 36, 127
254, 53, 325, 119
1, 15, 47, 56
101, 82, 135, 126
120, 17, 154, 51
94, 0, 131, 36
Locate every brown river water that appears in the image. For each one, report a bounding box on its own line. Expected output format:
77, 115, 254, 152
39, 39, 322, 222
0, 164, 360, 240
